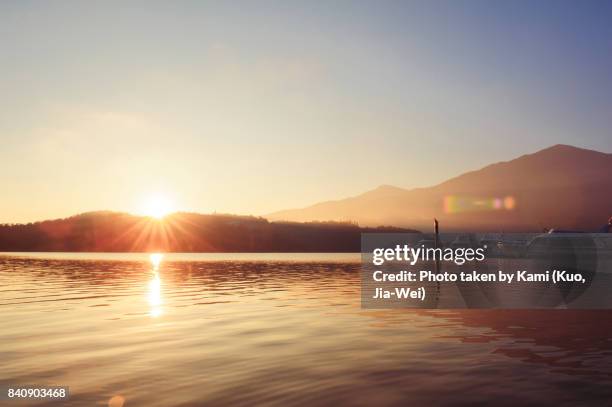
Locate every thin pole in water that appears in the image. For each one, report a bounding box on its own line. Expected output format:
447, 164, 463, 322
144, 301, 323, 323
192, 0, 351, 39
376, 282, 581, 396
434, 218, 439, 249
433, 218, 441, 304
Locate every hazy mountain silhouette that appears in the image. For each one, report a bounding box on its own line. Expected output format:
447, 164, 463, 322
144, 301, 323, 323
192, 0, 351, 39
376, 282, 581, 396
0, 212, 416, 252
269, 145, 612, 232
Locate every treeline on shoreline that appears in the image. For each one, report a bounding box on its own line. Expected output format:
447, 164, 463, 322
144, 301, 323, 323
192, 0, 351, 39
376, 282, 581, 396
0, 211, 418, 252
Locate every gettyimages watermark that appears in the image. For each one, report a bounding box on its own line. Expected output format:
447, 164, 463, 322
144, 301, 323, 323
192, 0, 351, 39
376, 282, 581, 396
361, 233, 612, 309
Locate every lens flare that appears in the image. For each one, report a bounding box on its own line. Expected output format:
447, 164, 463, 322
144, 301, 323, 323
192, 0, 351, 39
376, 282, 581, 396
443, 195, 516, 214
108, 395, 125, 407
503, 196, 516, 210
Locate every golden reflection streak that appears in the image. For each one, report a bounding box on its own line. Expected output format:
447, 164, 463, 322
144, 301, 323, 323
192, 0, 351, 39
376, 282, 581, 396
148, 253, 164, 317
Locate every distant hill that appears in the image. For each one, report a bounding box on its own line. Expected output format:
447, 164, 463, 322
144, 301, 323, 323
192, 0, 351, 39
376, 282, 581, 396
269, 145, 612, 232
0, 212, 417, 252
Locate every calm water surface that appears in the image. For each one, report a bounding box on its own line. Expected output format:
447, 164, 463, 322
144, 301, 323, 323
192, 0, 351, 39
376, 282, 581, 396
1, 253, 611, 406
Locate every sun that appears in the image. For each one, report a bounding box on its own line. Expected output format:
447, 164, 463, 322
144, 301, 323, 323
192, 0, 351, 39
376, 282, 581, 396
141, 194, 175, 219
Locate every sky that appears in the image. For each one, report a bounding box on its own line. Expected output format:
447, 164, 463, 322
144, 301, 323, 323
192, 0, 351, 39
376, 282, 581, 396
1, 0, 611, 223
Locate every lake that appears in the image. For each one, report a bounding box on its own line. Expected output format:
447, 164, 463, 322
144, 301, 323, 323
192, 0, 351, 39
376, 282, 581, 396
1, 253, 612, 406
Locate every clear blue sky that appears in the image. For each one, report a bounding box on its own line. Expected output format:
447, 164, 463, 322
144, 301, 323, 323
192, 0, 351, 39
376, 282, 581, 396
1, 0, 611, 222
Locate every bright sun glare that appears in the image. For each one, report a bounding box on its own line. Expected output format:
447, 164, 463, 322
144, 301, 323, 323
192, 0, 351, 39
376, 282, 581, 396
141, 194, 175, 219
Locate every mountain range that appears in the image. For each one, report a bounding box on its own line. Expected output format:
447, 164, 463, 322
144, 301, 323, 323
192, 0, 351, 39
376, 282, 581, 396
269, 145, 612, 232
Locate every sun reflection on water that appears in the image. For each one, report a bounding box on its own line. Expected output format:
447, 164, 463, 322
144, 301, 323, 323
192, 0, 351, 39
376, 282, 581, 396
150, 253, 163, 271
148, 253, 164, 317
